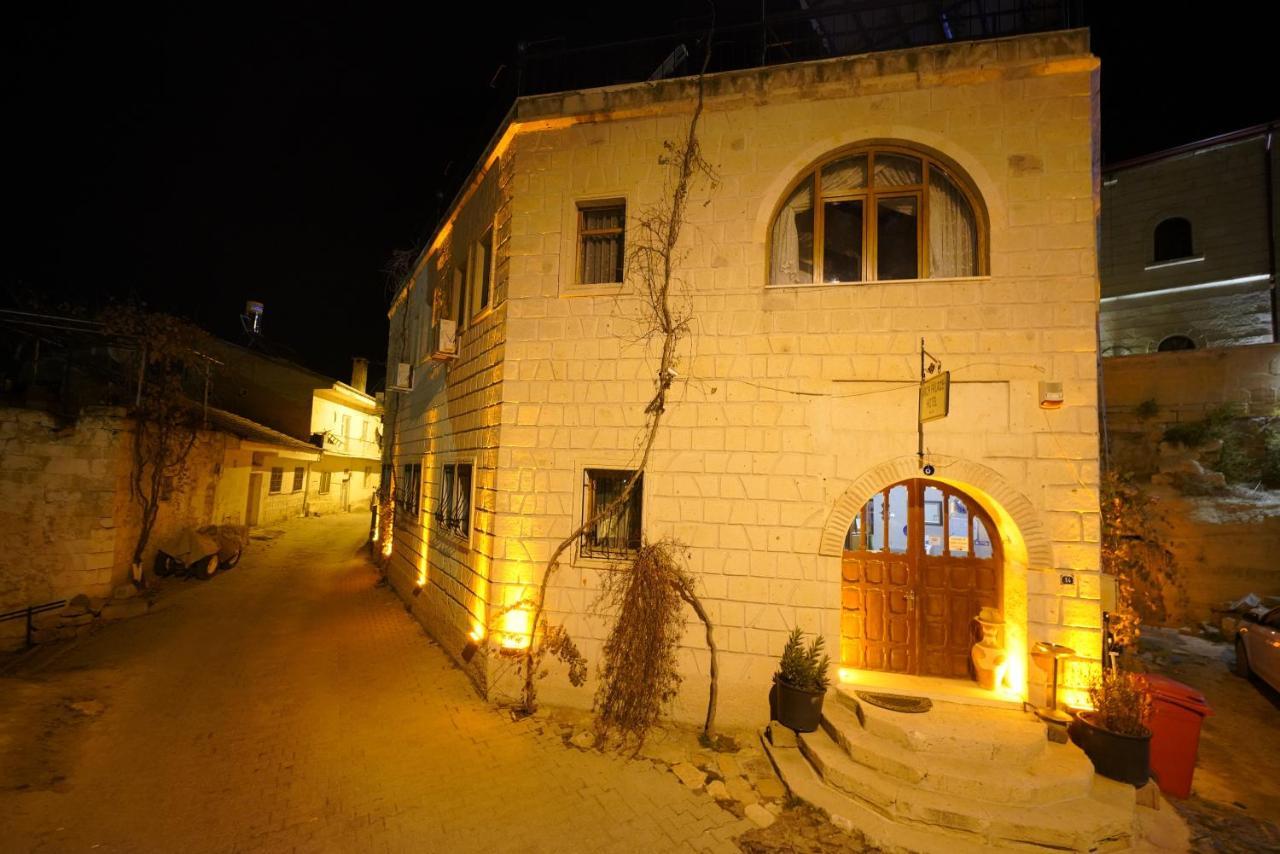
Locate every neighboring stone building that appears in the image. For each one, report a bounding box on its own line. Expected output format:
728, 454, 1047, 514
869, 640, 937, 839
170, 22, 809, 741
201, 340, 383, 523
384, 27, 1105, 724
1099, 124, 1278, 355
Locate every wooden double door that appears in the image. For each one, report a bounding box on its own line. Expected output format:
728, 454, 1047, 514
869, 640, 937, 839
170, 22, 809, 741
840, 479, 1001, 679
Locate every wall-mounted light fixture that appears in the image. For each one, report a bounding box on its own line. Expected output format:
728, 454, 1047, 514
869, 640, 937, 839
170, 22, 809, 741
1039, 381, 1064, 410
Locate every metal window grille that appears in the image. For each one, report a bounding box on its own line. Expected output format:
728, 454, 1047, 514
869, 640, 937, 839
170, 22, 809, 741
319, 471, 332, 494
437, 462, 472, 538
292, 467, 304, 492
269, 467, 283, 494
580, 469, 642, 559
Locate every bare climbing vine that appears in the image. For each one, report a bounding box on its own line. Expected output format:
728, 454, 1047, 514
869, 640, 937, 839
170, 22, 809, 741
517, 22, 721, 737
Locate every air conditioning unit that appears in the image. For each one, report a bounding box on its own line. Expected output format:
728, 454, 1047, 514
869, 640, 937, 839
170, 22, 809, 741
389, 361, 413, 391
431, 318, 458, 361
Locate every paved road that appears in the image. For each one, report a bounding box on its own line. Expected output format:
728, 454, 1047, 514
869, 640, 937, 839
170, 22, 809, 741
0, 514, 749, 853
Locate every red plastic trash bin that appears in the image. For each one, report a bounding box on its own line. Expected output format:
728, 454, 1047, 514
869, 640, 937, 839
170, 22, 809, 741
1142, 674, 1213, 799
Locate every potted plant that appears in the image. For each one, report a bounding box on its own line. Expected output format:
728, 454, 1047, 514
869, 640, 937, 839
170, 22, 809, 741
773, 628, 831, 732
1068, 667, 1152, 786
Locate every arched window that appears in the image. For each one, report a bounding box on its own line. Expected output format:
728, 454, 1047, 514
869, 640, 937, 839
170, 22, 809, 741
1153, 217, 1193, 263
769, 146, 985, 286
1157, 334, 1196, 352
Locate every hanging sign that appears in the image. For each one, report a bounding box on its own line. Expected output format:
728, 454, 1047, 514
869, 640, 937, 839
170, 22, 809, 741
919, 371, 950, 423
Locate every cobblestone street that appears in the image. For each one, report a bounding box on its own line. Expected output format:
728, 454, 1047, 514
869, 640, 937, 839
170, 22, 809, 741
0, 514, 752, 853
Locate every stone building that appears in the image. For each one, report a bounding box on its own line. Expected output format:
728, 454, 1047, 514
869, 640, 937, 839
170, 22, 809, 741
383, 26, 1106, 726
1099, 123, 1278, 355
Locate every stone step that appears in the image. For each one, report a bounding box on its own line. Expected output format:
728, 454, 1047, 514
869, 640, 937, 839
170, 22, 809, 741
835, 686, 1046, 764
821, 700, 1095, 805
798, 727, 1134, 853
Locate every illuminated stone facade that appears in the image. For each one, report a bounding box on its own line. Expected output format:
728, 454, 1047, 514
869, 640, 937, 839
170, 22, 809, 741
383, 29, 1104, 724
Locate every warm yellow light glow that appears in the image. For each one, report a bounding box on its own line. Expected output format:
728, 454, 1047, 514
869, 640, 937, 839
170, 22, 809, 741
500, 605, 531, 650
469, 624, 485, 643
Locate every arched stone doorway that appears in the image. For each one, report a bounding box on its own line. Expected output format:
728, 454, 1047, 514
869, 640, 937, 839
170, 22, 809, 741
841, 479, 1001, 678
821, 455, 1053, 701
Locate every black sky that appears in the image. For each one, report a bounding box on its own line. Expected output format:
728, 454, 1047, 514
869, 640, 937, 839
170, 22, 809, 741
8, 2, 1276, 381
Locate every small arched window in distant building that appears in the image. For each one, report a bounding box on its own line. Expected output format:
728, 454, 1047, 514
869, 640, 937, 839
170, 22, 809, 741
1157, 334, 1197, 352
1153, 217, 1193, 262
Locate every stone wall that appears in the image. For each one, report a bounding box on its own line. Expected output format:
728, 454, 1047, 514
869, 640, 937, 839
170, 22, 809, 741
0, 405, 230, 650
385, 152, 512, 688
0, 406, 127, 620
1103, 344, 1280, 619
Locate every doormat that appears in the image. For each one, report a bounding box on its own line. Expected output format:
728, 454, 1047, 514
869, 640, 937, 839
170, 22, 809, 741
855, 691, 933, 714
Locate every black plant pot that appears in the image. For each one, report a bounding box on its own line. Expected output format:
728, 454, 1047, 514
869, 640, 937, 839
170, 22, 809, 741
774, 677, 826, 733
1068, 712, 1152, 787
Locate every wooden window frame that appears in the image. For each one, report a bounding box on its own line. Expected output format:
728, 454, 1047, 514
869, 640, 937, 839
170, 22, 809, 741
768, 145, 988, 287
269, 467, 283, 495
576, 200, 626, 285
292, 466, 305, 493
318, 470, 332, 495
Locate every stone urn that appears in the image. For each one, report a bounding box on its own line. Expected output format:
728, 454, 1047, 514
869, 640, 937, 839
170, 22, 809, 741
970, 607, 1007, 691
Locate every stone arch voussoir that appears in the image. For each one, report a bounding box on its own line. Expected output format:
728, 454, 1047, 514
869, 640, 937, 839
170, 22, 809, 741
818, 455, 1053, 568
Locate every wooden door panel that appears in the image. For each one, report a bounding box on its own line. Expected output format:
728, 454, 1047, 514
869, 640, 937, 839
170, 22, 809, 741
842, 553, 915, 674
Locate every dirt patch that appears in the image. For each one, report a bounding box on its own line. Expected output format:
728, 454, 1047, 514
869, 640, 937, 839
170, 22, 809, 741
737, 803, 877, 853
1174, 795, 1280, 853
0, 677, 105, 793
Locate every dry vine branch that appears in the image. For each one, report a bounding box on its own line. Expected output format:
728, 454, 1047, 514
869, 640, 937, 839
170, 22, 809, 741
100, 307, 214, 585
519, 22, 718, 717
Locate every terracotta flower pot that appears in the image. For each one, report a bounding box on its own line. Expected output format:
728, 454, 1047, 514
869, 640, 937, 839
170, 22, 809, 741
773, 676, 825, 732
1068, 712, 1152, 787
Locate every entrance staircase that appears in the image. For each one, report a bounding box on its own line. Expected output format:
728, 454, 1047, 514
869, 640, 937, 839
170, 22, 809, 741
763, 685, 1139, 853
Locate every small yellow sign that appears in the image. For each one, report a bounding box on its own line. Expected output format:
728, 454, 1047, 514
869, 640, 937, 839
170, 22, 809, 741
919, 371, 950, 423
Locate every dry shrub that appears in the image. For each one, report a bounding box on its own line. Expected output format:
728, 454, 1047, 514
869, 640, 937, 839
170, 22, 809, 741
594, 541, 691, 745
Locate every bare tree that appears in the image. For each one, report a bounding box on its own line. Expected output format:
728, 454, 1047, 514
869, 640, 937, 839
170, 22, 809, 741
102, 307, 213, 584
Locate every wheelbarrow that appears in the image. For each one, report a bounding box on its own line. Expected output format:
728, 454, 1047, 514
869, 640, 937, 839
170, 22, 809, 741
154, 525, 248, 580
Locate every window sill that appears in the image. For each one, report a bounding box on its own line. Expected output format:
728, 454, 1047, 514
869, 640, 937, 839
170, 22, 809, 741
765, 274, 990, 291
574, 551, 637, 570
1144, 255, 1204, 271
562, 281, 625, 298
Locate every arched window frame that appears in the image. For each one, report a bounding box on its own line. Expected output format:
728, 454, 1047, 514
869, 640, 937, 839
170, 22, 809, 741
767, 143, 989, 286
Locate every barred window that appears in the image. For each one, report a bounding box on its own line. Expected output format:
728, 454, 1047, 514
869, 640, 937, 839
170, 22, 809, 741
398, 463, 421, 516
292, 467, 305, 492
578, 202, 625, 284
437, 462, 473, 540
269, 467, 283, 494
318, 471, 332, 494
580, 469, 643, 559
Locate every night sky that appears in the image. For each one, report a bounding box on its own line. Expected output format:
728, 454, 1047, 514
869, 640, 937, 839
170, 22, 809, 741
8, 3, 1276, 381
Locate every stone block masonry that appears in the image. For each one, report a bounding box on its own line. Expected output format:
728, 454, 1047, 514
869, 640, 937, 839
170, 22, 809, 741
383, 29, 1106, 725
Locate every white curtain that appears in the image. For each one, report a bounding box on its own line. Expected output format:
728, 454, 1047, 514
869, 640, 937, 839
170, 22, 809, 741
873, 154, 921, 187
769, 179, 813, 285
928, 167, 978, 278
820, 156, 866, 193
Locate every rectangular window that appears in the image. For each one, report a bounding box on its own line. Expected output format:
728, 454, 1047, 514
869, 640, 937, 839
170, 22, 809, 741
292, 467, 304, 492
341, 414, 351, 437
437, 462, 473, 540
470, 227, 493, 318
451, 265, 468, 332
397, 463, 421, 515
580, 469, 643, 559
319, 471, 332, 494
578, 202, 625, 284
822, 199, 863, 283
876, 196, 919, 280
360, 420, 368, 441
269, 467, 283, 494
